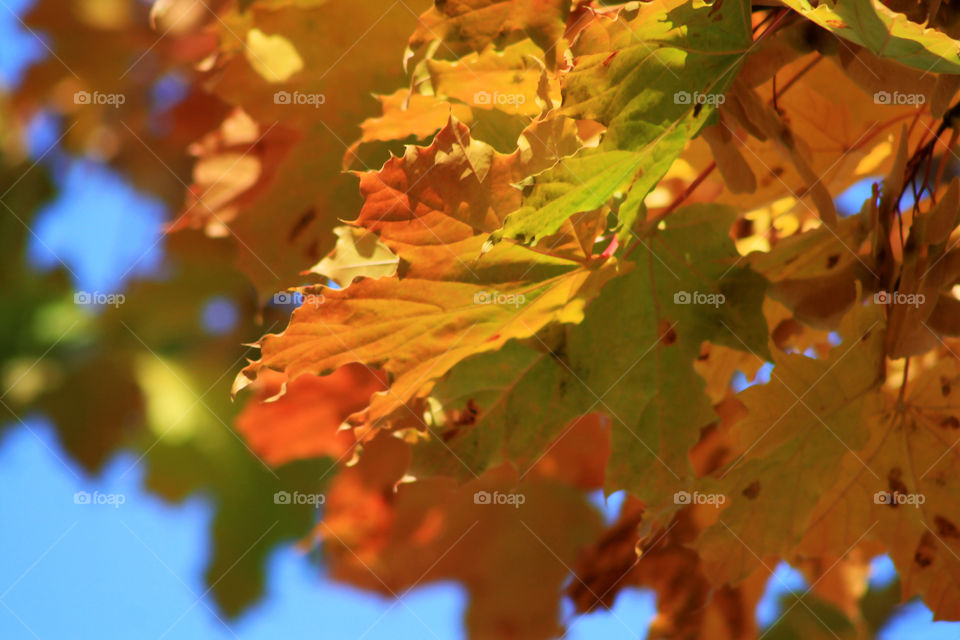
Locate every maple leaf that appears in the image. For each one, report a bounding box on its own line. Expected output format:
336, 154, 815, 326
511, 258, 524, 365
697, 301, 886, 584
794, 359, 960, 620
235, 365, 387, 467
883, 178, 960, 357
411, 204, 769, 500
747, 213, 875, 329
321, 433, 603, 640
306, 225, 400, 287
426, 40, 559, 117
344, 90, 474, 169
407, 0, 572, 67
781, 0, 960, 73
237, 119, 620, 429
681, 43, 936, 234
12, 0, 960, 634
180, 0, 433, 296
16, 0, 224, 202
175, 108, 300, 233
489, 0, 754, 247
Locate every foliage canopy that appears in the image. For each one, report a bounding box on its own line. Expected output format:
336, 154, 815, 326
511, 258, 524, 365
6, 0, 960, 637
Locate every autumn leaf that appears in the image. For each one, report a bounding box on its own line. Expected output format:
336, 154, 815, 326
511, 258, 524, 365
306, 225, 400, 287
490, 0, 754, 247
11, 0, 960, 635
235, 364, 387, 466
781, 0, 960, 73
321, 433, 603, 640
344, 90, 474, 169
570, 501, 770, 640
237, 119, 620, 429
797, 359, 960, 620
747, 213, 874, 328
681, 42, 934, 232
697, 300, 886, 584
411, 204, 769, 500
426, 40, 558, 117
407, 0, 572, 67
183, 0, 433, 296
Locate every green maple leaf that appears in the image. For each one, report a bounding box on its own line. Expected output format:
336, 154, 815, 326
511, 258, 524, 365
782, 0, 960, 74
490, 0, 754, 247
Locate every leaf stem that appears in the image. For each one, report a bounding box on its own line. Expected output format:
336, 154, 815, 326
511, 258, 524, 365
775, 54, 822, 98
898, 357, 911, 409
623, 161, 716, 259
896, 102, 960, 215
934, 128, 959, 194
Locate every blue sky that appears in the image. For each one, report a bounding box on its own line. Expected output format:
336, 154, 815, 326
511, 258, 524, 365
1, 1, 959, 638
0, 422, 657, 639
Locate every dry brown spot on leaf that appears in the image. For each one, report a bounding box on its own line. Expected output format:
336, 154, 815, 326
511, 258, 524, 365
935, 516, 960, 539
659, 320, 678, 346
887, 466, 909, 498
940, 415, 960, 429
450, 398, 482, 428
914, 531, 937, 568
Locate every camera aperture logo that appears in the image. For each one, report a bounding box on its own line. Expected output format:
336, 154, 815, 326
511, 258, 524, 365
873, 91, 925, 106
473, 90, 526, 107
673, 290, 725, 308
274, 491, 325, 507
473, 490, 525, 509
874, 291, 924, 308
673, 490, 726, 506
74, 491, 125, 508
474, 290, 526, 308
674, 91, 725, 106
273, 291, 325, 308
74, 291, 126, 308
274, 91, 326, 108
74, 91, 126, 108
874, 491, 925, 507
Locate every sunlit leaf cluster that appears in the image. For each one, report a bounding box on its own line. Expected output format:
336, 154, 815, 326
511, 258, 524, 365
6, 0, 960, 636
